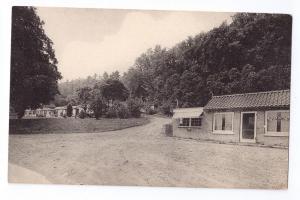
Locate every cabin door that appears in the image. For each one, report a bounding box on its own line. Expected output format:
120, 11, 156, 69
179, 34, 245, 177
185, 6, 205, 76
240, 112, 256, 143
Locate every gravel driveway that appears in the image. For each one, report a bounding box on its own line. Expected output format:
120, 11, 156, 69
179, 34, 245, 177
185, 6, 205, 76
8, 116, 288, 189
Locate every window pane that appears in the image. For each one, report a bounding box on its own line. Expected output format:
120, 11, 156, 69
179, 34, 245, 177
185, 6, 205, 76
221, 114, 226, 130
280, 112, 289, 132
215, 113, 232, 131
191, 118, 202, 127
214, 114, 222, 130
267, 112, 277, 132
267, 111, 290, 133
179, 118, 190, 126
276, 112, 282, 132
224, 113, 233, 130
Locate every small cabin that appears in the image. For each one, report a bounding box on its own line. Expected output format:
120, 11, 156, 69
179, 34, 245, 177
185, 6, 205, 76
172, 90, 290, 147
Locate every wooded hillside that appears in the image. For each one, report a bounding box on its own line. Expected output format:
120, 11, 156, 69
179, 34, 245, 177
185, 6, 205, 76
59, 13, 292, 108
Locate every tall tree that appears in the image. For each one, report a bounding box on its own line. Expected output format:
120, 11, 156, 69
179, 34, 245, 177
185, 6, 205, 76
10, 6, 62, 118
100, 79, 129, 103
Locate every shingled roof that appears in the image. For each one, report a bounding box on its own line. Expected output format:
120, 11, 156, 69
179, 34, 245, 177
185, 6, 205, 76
204, 90, 290, 111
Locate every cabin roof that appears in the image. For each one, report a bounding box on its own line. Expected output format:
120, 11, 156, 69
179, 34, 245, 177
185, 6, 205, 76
173, 107, 204, 118
204, 90, 290, 111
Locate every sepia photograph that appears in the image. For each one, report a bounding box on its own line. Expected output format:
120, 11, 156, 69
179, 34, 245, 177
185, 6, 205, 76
8, 6, 292, 189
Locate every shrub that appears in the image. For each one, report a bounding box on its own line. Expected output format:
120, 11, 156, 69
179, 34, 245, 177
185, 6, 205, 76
147, 109, 157, 115
105, 101, 131, 119
159, 102, 173, 116
78, 110, 86, 119
116, 103, 130, 119
127, 98, 142, 118
66, 104, 73, 117
90, 98, 104, 119
106, 106, 117, 118
144, 102, 157, 115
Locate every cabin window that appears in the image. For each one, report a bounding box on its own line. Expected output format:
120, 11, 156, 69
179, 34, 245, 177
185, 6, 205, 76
179, 117, 202, 127
213, 112, 234, 134
179, 118, 190, 127
266, 110, 289, 136
191, 118, 202, 127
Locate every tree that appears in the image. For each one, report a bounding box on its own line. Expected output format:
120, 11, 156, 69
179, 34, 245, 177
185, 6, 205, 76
10, 6, 62, 118
102, 72, 109, 80
100, 79, 129, 103
76, 86, 92, 111
53, 94, 68, 107
109, 71, 120, 80
122, 68, 148, 98
90, 97, 104, 119
66, 104, 73, 117
88, 85, 104, 119
127, 98, 142, 118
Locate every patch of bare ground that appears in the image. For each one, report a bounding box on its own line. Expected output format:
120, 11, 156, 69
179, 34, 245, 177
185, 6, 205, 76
8, 116, 288, 189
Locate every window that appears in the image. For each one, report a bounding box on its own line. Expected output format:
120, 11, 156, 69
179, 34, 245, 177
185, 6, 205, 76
213, 112, 234, 134
266, 110, 289, 136
179, 118, 190, 127
191, 118, 202, 127
179, 117, 202, 127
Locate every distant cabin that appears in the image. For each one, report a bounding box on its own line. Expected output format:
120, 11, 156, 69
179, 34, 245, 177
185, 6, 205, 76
23, 105, 84, 118
172, 90, 290, 147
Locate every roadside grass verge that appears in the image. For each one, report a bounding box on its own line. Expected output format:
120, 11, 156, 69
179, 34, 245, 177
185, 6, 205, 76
9, 117, 150, 134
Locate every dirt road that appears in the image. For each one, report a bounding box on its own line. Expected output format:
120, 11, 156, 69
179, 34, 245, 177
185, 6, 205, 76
8, 116, 288, 189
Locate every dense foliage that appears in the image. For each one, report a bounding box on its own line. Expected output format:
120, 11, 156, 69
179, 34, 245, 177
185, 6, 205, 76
122, 13, 292, 108
73, 73, 132, 119
126, 98, 143, 118
58, 13, 291, 110
90, 97, 105, 119
66, 104, 73, 117
10, 7, 62, 117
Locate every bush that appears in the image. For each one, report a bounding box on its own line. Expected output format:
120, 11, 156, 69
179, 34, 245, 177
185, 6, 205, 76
147, 109, 157, 115
159, 102, 173, 116
90, 98, 104, 119
106, 107, 117, 118
66, 104, 73, 117
127, 98, 142, 118
105, 101, 131, 119
144, 102, 157, 115
116, 103, 130, 119
78, 110, 86, 119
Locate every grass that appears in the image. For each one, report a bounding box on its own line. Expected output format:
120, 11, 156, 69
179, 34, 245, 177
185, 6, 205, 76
9, 117, 150, 134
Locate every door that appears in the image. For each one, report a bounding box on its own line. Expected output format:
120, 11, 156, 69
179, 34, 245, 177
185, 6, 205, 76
240, 112, 256, 143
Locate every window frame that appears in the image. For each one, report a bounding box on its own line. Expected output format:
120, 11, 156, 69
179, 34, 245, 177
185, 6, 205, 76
191, 117, 202, 127
178, 117, 202, 128
265, 110, 289, 137
178, 118, 191, 127
213, 112, 234, 134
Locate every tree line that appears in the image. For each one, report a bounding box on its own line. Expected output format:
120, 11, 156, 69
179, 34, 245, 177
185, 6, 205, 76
60, 13, 292, 110
122, 13, 292, 108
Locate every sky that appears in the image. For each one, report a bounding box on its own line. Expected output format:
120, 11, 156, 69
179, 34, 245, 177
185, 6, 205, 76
36, 7, 234, 81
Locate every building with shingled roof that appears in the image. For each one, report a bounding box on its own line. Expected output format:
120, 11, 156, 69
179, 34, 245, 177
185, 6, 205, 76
172, 90, 290, 147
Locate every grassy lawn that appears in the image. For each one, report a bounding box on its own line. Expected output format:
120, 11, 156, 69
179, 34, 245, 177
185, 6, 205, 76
9, 117, 150, 134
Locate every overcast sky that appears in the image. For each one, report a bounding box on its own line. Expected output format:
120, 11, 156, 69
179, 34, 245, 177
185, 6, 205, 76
37, 7, 234, 81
